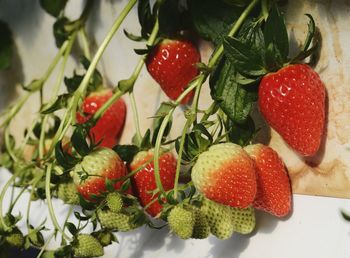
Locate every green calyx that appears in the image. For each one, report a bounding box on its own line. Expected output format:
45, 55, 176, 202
73, 234, 104, 258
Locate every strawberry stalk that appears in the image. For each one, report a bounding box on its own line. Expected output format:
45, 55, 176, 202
45, 163, 72, 241
39, 31, 78, 160
153, 0, 261, 197
0, 173, 17, 232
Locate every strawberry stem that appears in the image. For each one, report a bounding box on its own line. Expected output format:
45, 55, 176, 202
45, 163, 72, 242
0, 173, 17, 232
129, 91, 143, 145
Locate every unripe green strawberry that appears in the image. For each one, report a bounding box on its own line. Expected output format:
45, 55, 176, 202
192, 143, 257, 208
191, 207, 210, 239
57, 182, 80, 205
92, 230, 115, 247
5, 228, 24, 248
71, 148, 127, 201
97, 210, 137, 232
167, 206, 195, 240
106, 192, 123, 213
73, 234, 104, 258
230, 206, 256, 234
200, 198, 234, 240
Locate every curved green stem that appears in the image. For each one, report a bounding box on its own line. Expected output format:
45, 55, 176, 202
71, 0, 137, 123
173, 119, 192, 198
0, 173, 17, 232
79, 28, 91, 60
129, 92, 142, 144
4, 127, 17, 162
8, 186, 27, 214
0, 93, 30, 128
36, 232, 54, 258
45, 164, 72, 241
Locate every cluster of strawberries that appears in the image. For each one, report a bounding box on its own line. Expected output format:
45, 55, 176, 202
67, 36, 325, 242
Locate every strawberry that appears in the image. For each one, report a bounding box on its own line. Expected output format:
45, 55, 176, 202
191, 143, 257, 208
200, 198, 234, 240
70, 148, 127, 201
4, 228, 24, 248
73, 234, 104, 258
130, 150, 176, 217
245, 144, 292, 217
146, 39, 200, 104
97, 209, 138, 232
258, 64, 326, 156
167, 206, 195, 240
105, 192, 123, 213
77, 89, 126, 148
231, 206, 256, 234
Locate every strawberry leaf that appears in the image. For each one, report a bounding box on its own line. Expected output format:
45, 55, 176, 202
53, 17, 71, 47
123, 29, 145, 42
227, 116, 256, 146
0, 20, 13, 70
188, 0, 243, 45
41, 94, 71, 114
158, 0, 185, 36
113, 145, 139, 163
138, 0, 155, 38
263, 4, 289, 63
55, 141, 79, 170
71, 126, 90, 157
40, 0, 68, 17
210, 57, 258, 124
66, 222, 78, 235
223, 36, 266, 77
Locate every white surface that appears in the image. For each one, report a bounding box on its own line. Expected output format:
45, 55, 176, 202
1, 1, 350, 257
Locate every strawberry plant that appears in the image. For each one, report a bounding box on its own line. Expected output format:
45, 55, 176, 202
0, 0, 325, 257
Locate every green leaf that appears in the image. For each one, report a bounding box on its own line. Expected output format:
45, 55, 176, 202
41, 94, 71, 114
113, 145, 139, 163
53, 17, 71, 47
341, 211, 350, 221
0, 20, 13, 70
210, 57, 258, 124
74, 211, 90, 221
151, 102, 174, 146
227, 116, 256, 146
224, 36, 266, 77
158, 0, 183, 36
105, 178, 115, 192
64, 72, 83, 93
139, 129, 152, 150
263, 5, 289, 62
71, 126, 90, 157
40, 0, 68, 17
188, 0, 242, 45
138, 0, 155, 38
55, 141, 79, 170
123, 29, 145, 42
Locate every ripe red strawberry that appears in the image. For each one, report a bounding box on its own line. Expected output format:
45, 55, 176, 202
146, 39, 201, 104
258, 64, 326, 156
77, 89, 126, 148
191, 143, 257, 208
130, 149, 176, 217
245, 144, 291, 217
71, 148, 127, 201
